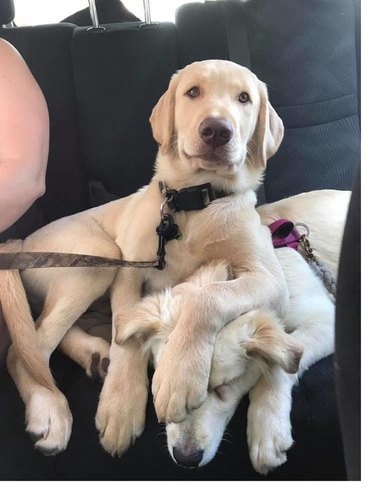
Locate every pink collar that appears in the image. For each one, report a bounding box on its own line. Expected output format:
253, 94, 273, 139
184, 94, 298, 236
269, 219, 301, 250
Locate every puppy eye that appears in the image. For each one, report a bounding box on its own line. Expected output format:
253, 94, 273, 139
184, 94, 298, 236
186, 86, 200, 98
238, 92, 250, 104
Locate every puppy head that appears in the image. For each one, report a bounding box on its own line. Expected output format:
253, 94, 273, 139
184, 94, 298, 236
210, 310, 303, 389
165, 309, 302, 471
166, 373, 250, 469
150, 60, 283, 191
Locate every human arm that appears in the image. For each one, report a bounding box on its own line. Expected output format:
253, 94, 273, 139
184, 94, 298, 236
0, 38, 49, 232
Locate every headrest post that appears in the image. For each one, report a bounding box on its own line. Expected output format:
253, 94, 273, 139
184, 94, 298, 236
0, 0, 15, 26
88, 0, 100, 28
143, 0, 152, 24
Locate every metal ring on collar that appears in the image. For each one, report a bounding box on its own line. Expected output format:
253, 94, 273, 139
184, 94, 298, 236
294, 222, 311, 238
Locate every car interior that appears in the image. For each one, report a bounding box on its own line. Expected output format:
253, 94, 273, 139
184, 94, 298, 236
0, 0, 360, 481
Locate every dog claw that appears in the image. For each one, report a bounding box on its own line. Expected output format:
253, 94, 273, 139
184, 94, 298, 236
35, 445, 61, 457
28, 431, 46, 443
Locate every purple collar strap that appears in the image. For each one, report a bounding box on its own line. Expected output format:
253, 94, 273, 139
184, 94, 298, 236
269, 218, 302, 250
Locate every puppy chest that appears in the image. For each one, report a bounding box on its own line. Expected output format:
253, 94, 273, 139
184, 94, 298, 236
182, 216, 257, 268
144, 238, 203, 292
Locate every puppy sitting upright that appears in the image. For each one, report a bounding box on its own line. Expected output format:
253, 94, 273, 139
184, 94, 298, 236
0, 60, 286, 457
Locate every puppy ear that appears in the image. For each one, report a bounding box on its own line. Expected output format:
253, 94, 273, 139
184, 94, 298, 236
149, 72, 180, 155
243, 311, 303, 374
114, 305, 162, 344
248, 82, 284, 169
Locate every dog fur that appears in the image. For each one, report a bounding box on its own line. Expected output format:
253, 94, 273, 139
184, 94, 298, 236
55, 189, 348, 470
121, 194, 346, 473
0, 59, 348, 458
0, 60, 289, 456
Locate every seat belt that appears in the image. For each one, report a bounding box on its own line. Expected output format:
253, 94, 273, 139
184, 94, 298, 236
218, 1, 267, 205
220, 1, 251, 68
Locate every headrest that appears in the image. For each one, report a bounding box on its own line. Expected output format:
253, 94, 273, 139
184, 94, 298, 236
0, 0, 15, 25
62, 0, 139, 26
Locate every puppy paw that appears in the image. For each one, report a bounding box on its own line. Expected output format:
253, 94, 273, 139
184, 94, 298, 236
95, 376, 148, 457
152, 342, 210, 423
26, 390, 72, 456
247, 411, 293, 475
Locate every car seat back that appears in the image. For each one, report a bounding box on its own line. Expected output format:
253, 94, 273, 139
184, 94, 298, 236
176, 0, 360, 203
71, 21, 178, 202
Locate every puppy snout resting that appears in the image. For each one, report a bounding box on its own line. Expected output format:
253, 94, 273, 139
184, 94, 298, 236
199, 117, 234, 148
172, 445, 204, 468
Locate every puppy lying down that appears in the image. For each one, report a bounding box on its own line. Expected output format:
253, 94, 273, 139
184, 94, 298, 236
62, 189, 347, 474
115, 243, 334, 475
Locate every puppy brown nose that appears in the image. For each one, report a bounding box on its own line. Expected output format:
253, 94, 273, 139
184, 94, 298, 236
199, 117, 233, 148
173, 446, 203, 468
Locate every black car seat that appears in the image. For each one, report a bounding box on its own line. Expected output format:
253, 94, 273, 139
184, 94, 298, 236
61, 0, 140, 26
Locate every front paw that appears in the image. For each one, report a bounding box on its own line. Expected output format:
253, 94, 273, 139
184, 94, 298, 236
26, 390, 72, 456
247, 409, 293, 475
95, 376, 148, 457
152, 346, 210, 423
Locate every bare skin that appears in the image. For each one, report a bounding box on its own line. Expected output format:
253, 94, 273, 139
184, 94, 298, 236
0, 38, 49, 233
0, 39, 49, 362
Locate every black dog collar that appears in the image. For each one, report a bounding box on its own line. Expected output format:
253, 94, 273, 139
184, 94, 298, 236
159, 181, 228, 212
155, 181, 230, 270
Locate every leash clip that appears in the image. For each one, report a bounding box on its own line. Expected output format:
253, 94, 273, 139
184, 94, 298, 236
294, 222, 311, 239
156, 186, 181, 270
294, 223, 315, 259
159, 181, 178, 213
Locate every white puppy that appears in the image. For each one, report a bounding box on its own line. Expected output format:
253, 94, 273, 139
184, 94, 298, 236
124, 247, 334, 474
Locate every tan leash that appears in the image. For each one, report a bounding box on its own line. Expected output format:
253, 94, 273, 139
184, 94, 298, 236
0, 251, 160, 270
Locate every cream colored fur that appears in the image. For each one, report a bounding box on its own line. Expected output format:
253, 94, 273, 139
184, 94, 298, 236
58, 188, 349, 468
0, 59, 349, 458
127, 239, 340, 474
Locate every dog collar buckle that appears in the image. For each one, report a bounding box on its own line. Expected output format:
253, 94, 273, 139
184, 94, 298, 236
159, 181, 222, 212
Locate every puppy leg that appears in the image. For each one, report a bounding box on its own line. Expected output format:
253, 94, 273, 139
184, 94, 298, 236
95, 338, 150, 456
7, 345, 72, 456
8, 271, 116, 455
8, 307, 95, 454
247, 368, 294, 475
5, 292, 88, 456
95, 268, 149, 456
279, 247, 336, 372
247, 296, 335, 475
58, 325, 110, 380
152, 270, 287, 424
